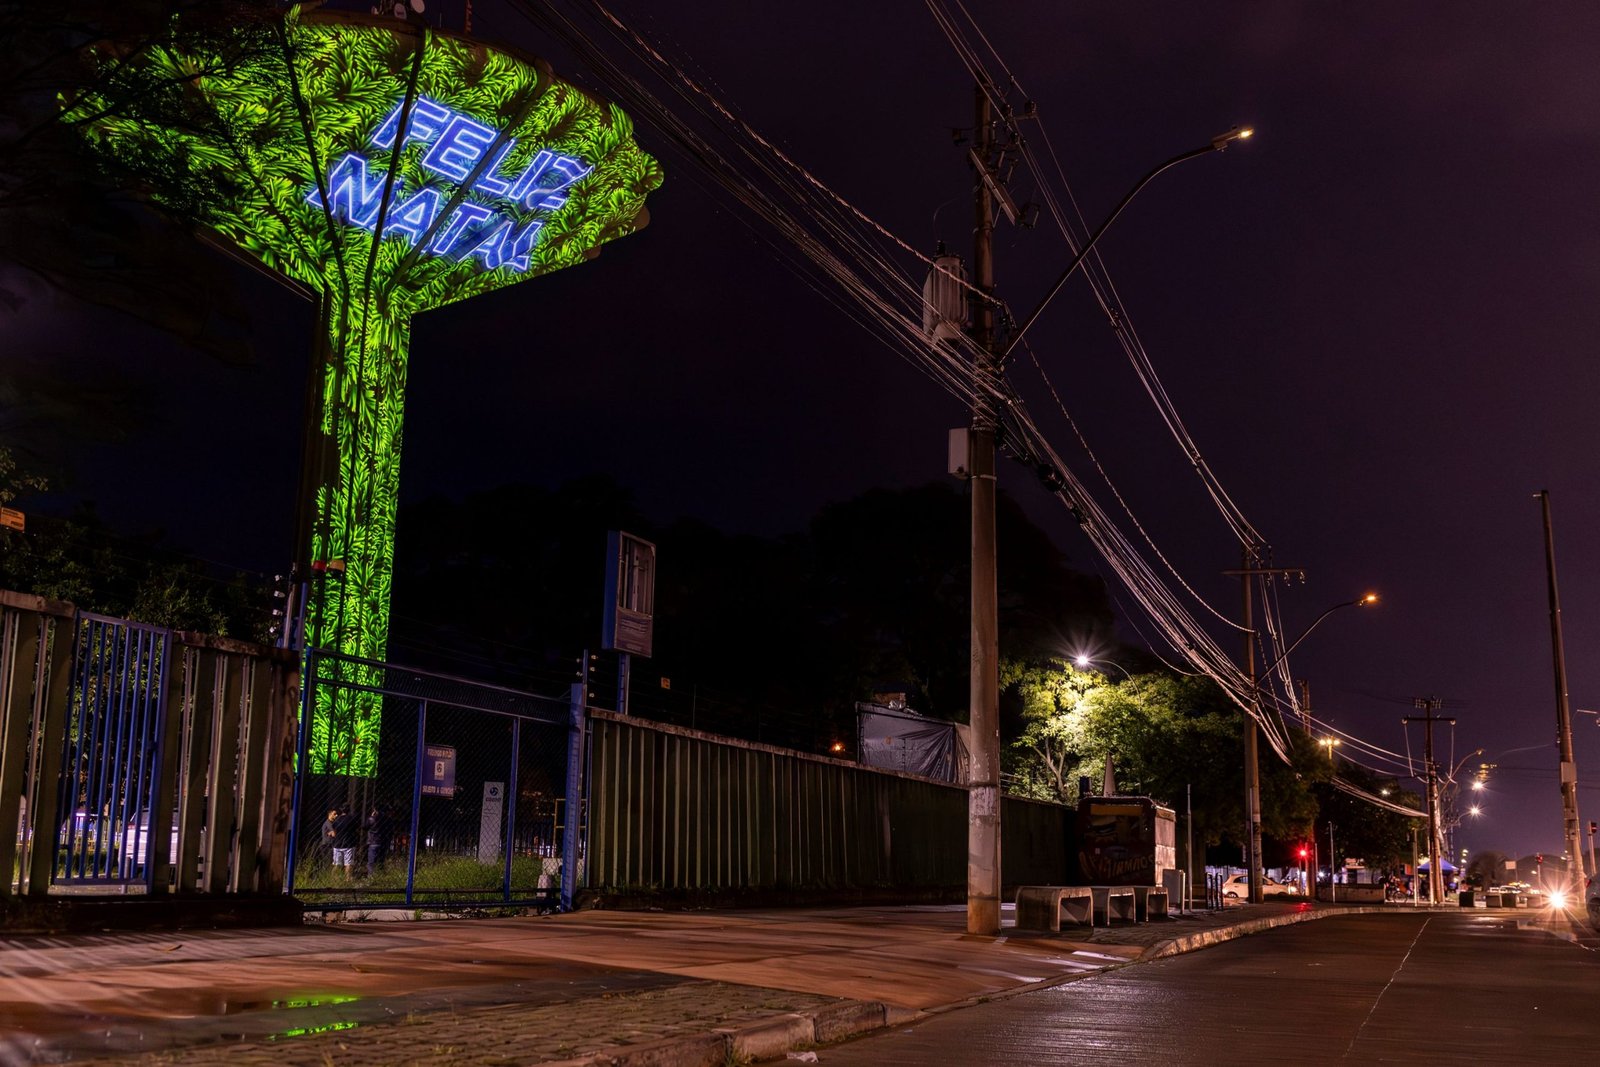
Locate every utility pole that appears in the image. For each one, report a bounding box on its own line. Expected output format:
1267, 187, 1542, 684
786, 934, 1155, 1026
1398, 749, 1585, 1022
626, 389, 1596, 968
1222, 553, 1303, 905
1535, 490, 1586, 887
965, 84, 1002, 936
1405, 697, 1454, 904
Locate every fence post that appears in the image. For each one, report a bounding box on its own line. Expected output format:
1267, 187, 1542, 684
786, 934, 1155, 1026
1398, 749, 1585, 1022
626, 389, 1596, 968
255, 652, 300, 894
285, 652, 316, 896
405, 701, 427, 908
1, 593, 74, 896
561, 683, 586, 911
25, 605, 77, 897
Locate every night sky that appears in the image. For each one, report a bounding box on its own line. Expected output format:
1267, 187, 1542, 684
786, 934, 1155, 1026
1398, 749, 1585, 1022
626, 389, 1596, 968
8, 1, 1600, 862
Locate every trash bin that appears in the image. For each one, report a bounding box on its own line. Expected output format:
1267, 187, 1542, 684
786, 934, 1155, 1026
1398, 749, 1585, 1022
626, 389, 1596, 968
1457, 890, 1474, 907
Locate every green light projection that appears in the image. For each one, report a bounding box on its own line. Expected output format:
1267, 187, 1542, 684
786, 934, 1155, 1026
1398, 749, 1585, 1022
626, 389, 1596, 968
75, 7, 662, 775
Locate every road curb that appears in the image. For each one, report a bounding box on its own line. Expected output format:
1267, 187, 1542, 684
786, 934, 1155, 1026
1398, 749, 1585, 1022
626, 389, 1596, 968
536, 999, 892, 1066
1139, 905, 1391, 962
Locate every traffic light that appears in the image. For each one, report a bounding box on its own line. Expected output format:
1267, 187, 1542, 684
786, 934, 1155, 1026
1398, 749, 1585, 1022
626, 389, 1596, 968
1536, 853, 1543, 866
1590, 821, 1597, 836
1298, 846, 1309, 860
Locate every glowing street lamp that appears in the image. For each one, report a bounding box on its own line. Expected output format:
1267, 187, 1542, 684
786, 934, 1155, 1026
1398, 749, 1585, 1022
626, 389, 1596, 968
1073, 654, 1132, 680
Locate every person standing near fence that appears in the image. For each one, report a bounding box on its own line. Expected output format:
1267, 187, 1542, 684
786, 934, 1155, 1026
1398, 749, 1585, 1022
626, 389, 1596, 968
365, 805, 390, 874
322, 808, 339, 869
331, 807, 359, 881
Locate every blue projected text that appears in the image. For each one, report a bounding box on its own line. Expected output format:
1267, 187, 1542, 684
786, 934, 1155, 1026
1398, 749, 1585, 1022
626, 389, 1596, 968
306, 96, 593, 273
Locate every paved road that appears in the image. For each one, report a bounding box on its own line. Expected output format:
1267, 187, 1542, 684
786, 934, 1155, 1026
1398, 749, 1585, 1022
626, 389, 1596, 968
815, 912, 1597, 1064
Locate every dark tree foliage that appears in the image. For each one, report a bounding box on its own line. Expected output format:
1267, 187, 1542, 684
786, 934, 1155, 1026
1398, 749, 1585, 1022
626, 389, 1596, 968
0, 446, 271, 637
387, 478, 1114, 746
1309, 760, 1422, 873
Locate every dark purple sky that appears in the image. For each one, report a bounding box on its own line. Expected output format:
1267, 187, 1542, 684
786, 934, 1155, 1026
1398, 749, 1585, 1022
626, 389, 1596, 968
10, 1, 1600, 861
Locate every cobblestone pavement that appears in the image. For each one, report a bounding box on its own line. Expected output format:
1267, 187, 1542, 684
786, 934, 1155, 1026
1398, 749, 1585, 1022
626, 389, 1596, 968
65, 981, 843, 1067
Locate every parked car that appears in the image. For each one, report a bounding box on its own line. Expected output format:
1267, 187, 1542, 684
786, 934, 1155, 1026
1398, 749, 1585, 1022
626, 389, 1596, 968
1222, 873, 1302, 898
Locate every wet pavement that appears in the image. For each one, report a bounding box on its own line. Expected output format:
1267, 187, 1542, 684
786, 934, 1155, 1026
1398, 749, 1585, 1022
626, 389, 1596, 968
1, 899, 1586, 1065
812, 909, 1600, 1064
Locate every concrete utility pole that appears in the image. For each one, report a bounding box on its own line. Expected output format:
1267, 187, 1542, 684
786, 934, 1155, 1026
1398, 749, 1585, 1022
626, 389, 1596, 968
965, 84, 1002, 936
1535, 490, 1586, 886
1405, 698, 1454, 904
1222, 553, 1304, 905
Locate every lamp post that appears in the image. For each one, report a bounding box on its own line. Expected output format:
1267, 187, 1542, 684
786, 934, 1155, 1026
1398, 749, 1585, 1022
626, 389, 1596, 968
1227, 589, 1378, 905
960, 112, 1253, 935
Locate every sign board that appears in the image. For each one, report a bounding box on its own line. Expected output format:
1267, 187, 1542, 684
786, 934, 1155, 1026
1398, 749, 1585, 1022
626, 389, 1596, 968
0, 507, 23, 532
421, 744, 457, 797
1344, 857, 1365, 870
602, 530, 656, 657
478, 781, 506, 864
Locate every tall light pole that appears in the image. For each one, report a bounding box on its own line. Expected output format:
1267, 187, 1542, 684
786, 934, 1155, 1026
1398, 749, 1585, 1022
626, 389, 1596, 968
1405, 698, 1454, 904
960, 95, 1253, 935
1535, 490, 1586, 889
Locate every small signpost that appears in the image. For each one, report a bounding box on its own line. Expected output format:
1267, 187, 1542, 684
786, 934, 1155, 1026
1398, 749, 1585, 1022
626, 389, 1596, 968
0, 507, 24, 532
478, 781, 505, 864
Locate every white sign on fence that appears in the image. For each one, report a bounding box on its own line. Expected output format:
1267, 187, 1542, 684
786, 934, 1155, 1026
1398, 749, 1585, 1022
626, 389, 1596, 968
478, 781, 506, 864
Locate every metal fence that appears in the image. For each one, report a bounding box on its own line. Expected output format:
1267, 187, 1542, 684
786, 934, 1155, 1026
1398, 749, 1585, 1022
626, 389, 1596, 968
2, 590, 299, 899
583, 710, 1072, 902
288, 650, 575, 911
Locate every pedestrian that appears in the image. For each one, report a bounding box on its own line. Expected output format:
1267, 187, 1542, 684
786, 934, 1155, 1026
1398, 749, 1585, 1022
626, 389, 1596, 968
322, 807, 339, 870
365, 805, 390, 874
331, 806, 359, 881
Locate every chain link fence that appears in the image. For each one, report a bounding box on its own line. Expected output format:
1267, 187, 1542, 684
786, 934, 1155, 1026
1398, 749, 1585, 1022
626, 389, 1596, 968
289, 651, 572, 911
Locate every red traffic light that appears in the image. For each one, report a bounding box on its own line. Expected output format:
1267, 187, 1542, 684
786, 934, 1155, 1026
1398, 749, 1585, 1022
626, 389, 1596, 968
1536, 853, 1543, 865
1298, 847, 1309, 859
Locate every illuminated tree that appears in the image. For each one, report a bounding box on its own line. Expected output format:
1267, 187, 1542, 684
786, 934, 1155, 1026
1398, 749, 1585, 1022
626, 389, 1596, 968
68, 6, 662, 774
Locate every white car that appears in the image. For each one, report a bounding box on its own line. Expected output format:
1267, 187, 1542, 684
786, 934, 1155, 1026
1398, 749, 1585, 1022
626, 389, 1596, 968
1222, 873, 1302, 898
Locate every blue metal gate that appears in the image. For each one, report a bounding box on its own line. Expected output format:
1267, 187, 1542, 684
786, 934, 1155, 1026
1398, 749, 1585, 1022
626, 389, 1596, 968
55, 613, 172, 885
289, 651, 578, 911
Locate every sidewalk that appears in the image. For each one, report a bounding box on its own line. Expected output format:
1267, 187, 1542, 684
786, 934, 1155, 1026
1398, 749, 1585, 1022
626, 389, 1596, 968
1, 900, 1388, 1066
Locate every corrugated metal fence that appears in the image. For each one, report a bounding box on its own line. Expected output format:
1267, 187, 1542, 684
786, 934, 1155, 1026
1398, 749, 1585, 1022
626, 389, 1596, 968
1, 590, 299, 900
583, 710, 1070, 901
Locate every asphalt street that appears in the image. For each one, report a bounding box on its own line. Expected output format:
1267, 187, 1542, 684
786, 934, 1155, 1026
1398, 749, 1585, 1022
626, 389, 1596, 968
814, 912, 1598, 1064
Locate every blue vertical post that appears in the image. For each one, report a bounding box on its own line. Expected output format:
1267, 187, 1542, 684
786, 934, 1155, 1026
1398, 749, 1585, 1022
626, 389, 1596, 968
561, 683, 585, 911
502, 718, 520, 901
405, 700, 427, 907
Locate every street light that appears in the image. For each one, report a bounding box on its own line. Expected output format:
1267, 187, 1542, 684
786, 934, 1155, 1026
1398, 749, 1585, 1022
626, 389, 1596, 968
1001, 126, 1255, 359
1240, 592, 1377, 905
1073, 654, 1132, 680
1262, 594, 1380, 680
961, 111, 1256, 936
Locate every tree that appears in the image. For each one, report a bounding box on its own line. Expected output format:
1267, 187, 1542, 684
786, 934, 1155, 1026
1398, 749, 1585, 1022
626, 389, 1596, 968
1003, 662, 1271, 850
0, 445, 269, 637
1310, 761, 1423, 874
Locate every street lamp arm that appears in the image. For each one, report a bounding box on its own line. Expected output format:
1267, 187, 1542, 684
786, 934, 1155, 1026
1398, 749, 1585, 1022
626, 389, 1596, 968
1260, 594, 1378, 680
1001, 138, 1235, 360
